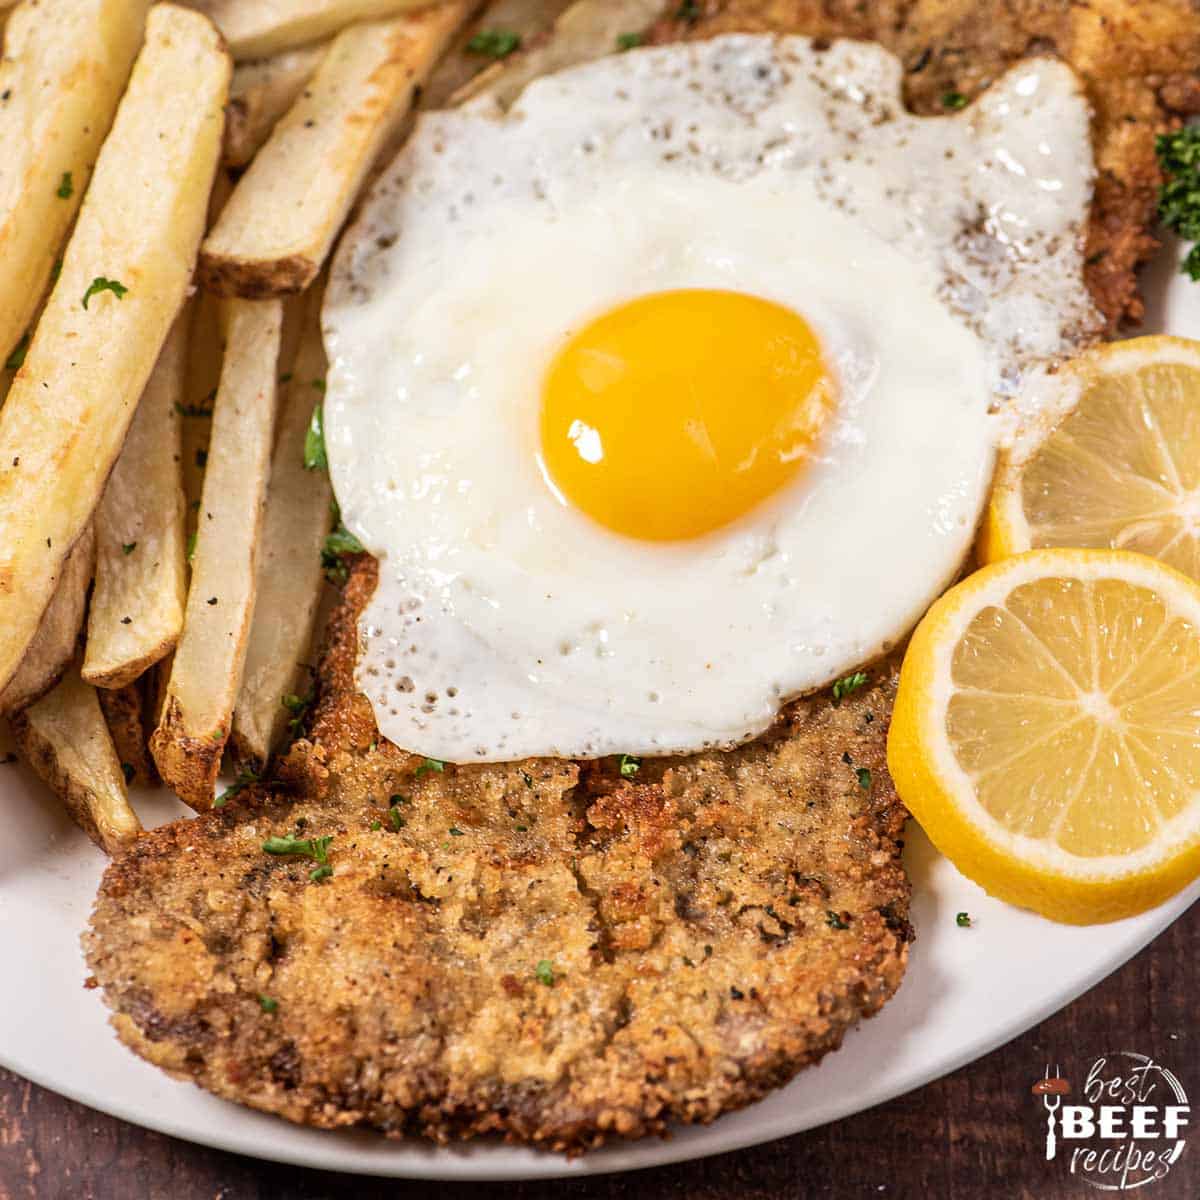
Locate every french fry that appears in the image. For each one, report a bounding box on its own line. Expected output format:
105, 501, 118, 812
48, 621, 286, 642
0, 0, 149, 365
225, 42, 329, 167
189, 0, 448, 60
11, 666, 142, 854
232, 288, 331, 771
0, 4, 230, 696
0, 525, 95, 718
150, 299, 283, 809
98, 680, 157, 787
83, 312, 189, 690
199, 3, 473, 298
450, 0, 663, 108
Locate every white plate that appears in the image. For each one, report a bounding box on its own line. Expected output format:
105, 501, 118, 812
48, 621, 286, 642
2, 243, 1199, 1183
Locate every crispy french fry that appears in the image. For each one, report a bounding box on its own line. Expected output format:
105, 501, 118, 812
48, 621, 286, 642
232, 289, 331, 771
98, 680, 157, 787
189, 0, 448, 60
150, 299, 283, 809
199, 3, 473, 298
450, 0, 663, 108
0, 0, 150, 365
11, 667, 142, 854
83, 313, 189, 690
225, 41, 329, 167
421, 0, 571, 110
0, 525, 95, 718
0, 4, 230, 696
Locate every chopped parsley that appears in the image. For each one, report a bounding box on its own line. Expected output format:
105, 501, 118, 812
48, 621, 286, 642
415, 757, 444, 779
304, 402, 327, 470
855, 766, 871, 791
281, 690, 313, 738
535, 959, 556, 986
826, 910, 850, 930
262, 833, 333, 883
122, 541, 137, 555
616, 31, 644, 50
81, 276, 127, 310
832, 671, 868, 704
467, 28, 521, 58
388, 805, 405, 831
369, 820, 382, 831
941, 90, 967, 110
186, 530, 198, 562
51, 258, 63, 284
258, 994, 278, 1013
1156, 126, 1200, 279
311, 377, 326, 393
4, 332, 29, 371
618, 753, 641, 778
57, 171, 73, 199
956, 911, 973, 928
448, 826, 465, 837
214, 769, 258, 808
321, 521, 364, 584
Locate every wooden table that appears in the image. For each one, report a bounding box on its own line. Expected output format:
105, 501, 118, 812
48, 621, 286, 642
2, 903, 1195, 1199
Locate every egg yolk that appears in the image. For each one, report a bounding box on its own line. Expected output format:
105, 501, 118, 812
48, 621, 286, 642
539, 289, 835, 541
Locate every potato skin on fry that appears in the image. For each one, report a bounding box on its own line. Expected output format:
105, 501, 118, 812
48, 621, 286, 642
13, 668, 142, 855
0, 525, 95, 718
199, 4, 473, 299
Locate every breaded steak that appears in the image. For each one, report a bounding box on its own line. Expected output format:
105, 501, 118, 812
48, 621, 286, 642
650, 0, 1200, 331
86, 559, 910, 1152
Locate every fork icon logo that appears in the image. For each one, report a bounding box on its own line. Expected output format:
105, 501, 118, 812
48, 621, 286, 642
1032, 1064, 1072, 1160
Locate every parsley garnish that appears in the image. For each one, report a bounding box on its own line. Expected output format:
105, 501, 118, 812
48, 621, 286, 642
304, 402, 327, 470
57, 171, 73, 199
1156, 126, 1200, 279
832, 671, 868, 704
448, 826, 465, 837
81, 276, 127, 310
826, 910, 850, 930
956, 911, 973, 928
618, 754, 641, 778
214, 769, 258, 808
616, 32, 643, 50
468, 28, 521, 58
321, 522, 364, 584
535, 959, 556, 986
258, 994, 278, 1013
122, 541, 137, 555
415, 757, 444, 779
186, 530, 198, 562
4, 332, 29, 371
856, 767, 871, 791
262, 834, 333, 881
941, 91, 967, 110
388, 805, 405, 831
51, 258, 62, 284
281, 690, 313, 738
369, 820, 382, 831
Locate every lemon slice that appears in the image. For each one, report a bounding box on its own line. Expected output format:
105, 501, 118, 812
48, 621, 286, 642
982, 336, 1200, 580
888, 548, 1200, 923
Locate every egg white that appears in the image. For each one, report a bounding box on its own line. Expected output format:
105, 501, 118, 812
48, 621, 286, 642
325, 35, 1102, 762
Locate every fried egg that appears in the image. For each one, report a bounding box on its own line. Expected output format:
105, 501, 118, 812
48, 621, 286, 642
324, 35, 1101, 763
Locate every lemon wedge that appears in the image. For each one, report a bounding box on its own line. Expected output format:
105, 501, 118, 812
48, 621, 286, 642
888, 548, 1200, 923
982, 336, 1200, 579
